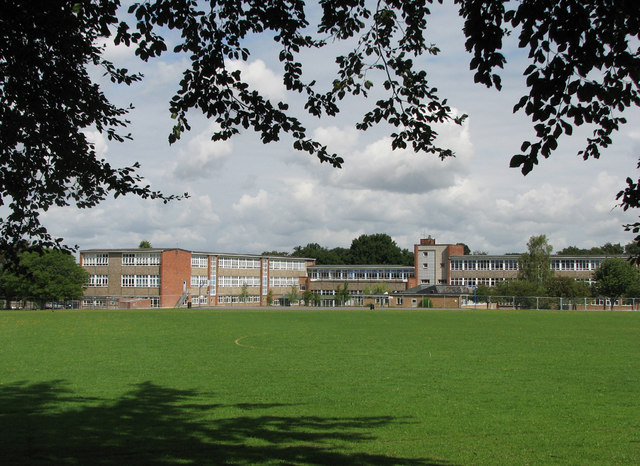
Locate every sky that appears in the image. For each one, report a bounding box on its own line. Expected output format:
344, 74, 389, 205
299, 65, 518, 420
39, 2, 640, 256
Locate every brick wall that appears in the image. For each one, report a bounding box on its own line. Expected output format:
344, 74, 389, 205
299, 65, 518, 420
160, 249, 191, 308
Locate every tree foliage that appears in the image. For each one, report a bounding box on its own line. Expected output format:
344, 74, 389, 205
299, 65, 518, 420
291, 234, 413, 265
593, 257, 640, 308
238, 283, 249, 303
518, 234, 554, 285
557, 242, 626, 256
0, 249, 88, 307
0, 1, 184, 256
544, 276, 592, 299
2, 0, 639, 255
335, 282, 350, 306
291, 243, 346, 265
348, 233, 405, 265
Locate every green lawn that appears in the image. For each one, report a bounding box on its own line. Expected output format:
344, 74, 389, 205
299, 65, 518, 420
0, 309, 638, 464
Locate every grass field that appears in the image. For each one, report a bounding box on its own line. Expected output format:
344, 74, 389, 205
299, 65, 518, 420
0, 308, 638, 465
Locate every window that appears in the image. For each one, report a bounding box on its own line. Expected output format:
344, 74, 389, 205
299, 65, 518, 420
83, 297, 107, 308
88, 275, 108, 287
477, 260, 490, 270
121, 275, 135, 287
575, 259, 590, 271
191, 255, 208, 268
270, 259, 305, 271
192, 296, 208, 305
135, 275, 148, 287
490, 260, 504, 270
83, 253, 109, 266
262, 261, 268, 295
505, 260, 518, 270
269, 276, 298, 287
191, 275, 209, 287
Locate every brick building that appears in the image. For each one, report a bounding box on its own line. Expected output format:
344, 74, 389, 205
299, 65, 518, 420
80, 237, 617, 308
80, 248, 312, 308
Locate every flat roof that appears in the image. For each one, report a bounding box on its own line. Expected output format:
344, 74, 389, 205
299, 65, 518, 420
308, 264, 414, 270
79, 248, 313, 261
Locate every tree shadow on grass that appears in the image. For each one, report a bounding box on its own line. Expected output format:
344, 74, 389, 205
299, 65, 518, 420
0, 380, 451, 465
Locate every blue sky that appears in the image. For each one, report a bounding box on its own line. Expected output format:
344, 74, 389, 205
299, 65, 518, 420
39, 1, 640, 255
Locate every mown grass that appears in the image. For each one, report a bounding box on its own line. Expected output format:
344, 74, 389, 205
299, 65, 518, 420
0, 308, 638, 464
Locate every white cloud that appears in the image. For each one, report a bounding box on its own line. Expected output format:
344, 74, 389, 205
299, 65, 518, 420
83, 130, 109, 158
172, 123, 233, 179
326, 124, 472, 194
312, 126, 360, 155
227, 59, 285, 100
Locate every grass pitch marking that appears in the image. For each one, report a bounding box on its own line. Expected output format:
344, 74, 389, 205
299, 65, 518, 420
234, 334, 271, 350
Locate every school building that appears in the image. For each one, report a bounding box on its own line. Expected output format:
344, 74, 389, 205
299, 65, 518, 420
79, 237, 620, 308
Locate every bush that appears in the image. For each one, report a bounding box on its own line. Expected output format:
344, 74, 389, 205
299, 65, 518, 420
418, 297, 433, 308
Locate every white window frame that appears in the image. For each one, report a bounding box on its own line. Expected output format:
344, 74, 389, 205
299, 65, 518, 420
121, 275, 135, 287
88, 274, 108, 287
191, 255, 208, 268
83, 253, 109, 266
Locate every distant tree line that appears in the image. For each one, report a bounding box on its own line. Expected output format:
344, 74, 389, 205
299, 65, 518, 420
557, 242, 639, 256
263, 233, 415, 266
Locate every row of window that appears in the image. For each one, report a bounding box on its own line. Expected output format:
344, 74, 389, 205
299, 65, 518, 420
219, 276, 261, 287
82, 297, 160, 308
269, 259, 306, 271
219, 257, 261, 269
83, 253, 109, 266
550, 259, 603, 271
451, 258, 606, 271
450, 259, 519, 271
121, 275, 160, 287
122, 253, 160, 266
309, 269, 413, 280
217, 295, 261, 304
450, 277, 507, 286
269, 276, 299, 288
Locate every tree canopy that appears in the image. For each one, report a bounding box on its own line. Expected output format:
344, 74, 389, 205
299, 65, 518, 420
290, 233, 413, 265
518, 234, 554, 285
593, 257, 640, 309
0, 249, 88, 307
2, 1, 639, 255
